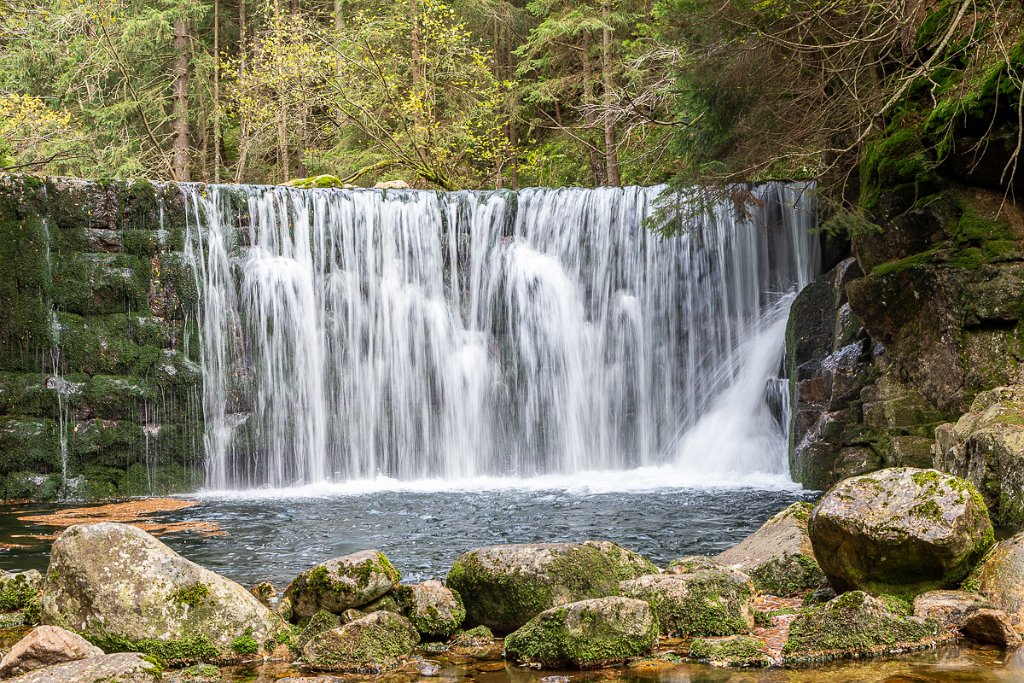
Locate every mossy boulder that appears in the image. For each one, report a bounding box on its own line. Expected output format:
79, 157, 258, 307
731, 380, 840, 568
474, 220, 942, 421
716, 502, 827, 596
688, 635, 773, 668
446, 541, 657, 633
964, 531, 1024, 634
503, 597, 658, 669
934, 385, 1024, 529
40, 523, 285, 664
782, 591, 941, 664
619, 564, 755, 637
283, 550, 400, 621
406, 580, 465, 638
302, 610, 419, 673
809, 468, 994, 597
296, 610, 341, 652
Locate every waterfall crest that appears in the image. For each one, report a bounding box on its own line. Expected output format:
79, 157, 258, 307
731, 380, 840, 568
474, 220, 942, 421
182, 183, 818, 490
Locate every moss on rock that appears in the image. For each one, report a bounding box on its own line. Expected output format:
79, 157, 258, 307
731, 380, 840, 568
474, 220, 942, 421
688, 635, 773, 668
302, 610, 420, 673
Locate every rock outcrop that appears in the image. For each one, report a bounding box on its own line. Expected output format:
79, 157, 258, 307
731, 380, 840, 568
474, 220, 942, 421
504, 597, 658, 668
40, 523, 285, 662
446, 541, 657, 633
283, 550, 401, 620
809, 468, 994, 596
620, 563, 755, 637
302, 610, 420, 673
716, 502, 827, 595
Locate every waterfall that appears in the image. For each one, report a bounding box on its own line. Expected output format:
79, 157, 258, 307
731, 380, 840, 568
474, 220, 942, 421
182, 183, 818, 490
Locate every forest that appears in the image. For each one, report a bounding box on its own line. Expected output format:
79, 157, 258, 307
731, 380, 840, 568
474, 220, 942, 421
1, 0, 1021, 198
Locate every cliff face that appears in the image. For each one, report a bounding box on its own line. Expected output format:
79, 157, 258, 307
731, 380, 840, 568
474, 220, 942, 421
0, 176, 202, 500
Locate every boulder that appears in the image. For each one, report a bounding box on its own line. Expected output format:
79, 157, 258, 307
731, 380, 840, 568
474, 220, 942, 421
913, 590, 991, 630
296, 610, 341, 652
40, 523, 285, 662
808, 468, 994, 596
620, 565, 755, 637
782, 591, 941, 664
966, 531, 1024, 633
248, 581, 277, 608
716, 502, 827, 596
284, 550, 400, 621
2, 652, 159, 683
406, 581, 465, 638
934, 385, 1024, 529
448, 625, 494, 654
503, 597, 658, 668
446, 541, 657, 633
0, 626, 103, 677
302, 610, 419, 673
961, 608, 1020, 646
688, 635, 773, 668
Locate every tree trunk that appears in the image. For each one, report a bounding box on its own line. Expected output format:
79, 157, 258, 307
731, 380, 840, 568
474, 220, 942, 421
581, 49, 605, 186
171, 17, 191, 181
601, 0, 620, 186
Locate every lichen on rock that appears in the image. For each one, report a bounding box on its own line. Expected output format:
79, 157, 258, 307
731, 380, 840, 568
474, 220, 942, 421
283, 550, 401, 621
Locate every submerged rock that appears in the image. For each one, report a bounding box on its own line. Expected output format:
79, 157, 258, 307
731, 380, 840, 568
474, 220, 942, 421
716, 502, 827, 596
406, 580, 465, 638
2, 652, 159, 683
688, 635, 773, 668
40, 523, 285, 663
302, 610, 419, 673
782, 591, 941, 664
284, 550, 401, 620
934, 385, 1024, 529
503, 597, 658, 668
619, 565, 755, 637
965, 531, 1024, 633
446, 541, 656, 633
0, 626, 103, 677
809, 468, 994, 596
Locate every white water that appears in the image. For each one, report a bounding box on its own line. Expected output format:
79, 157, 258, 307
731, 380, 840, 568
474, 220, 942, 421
182, 183, 818, 490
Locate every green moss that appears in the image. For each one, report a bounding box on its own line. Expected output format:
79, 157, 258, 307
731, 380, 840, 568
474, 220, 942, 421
625, 571, 753, 637
859, 128, 942, 212
753, 609, 772, 628
689, 635, 772, 668
230, 629, 259, 656
87, 633, 220, 666
178, 663, 218, 682
0, 574, 38, 612
749, 554, 828, 596
170, 583, 210, 608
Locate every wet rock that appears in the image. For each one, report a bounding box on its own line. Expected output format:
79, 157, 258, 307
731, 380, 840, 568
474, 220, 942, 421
782, 591, 941, 664
802, 588, 836, 607
934, 385, 1024, 529
0, 626, 103, 677
808, 468, 994, 596
40, 523, 285, 662
284, 550, 401, 620
418, 661, 441, 676
302, 610, 419, 673
448, 625, 494, 653
406, 580, 465, 638
961, 608, 1020, 646
249, 581, 277, 608
620, 565, 755, 637
913, 590, 991, 631
2, 652, 160, 683
688, 635, 773, 668
504, 597, 658, 668
966, 531, 1024, 633
716, 502, 827, 596
296, 610, 341, 651
446, 541, 657, 633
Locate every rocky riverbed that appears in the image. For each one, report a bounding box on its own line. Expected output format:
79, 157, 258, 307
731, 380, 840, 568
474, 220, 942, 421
0, 466, 1020, 681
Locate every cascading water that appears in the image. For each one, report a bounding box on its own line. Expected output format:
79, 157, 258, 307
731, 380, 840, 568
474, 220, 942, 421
182, 183, 818, 490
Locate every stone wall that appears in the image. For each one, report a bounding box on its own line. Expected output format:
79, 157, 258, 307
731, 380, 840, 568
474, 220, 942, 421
0, 176, 203, 500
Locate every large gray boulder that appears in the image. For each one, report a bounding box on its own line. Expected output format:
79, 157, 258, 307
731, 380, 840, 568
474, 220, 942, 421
40, 523, 285, 662
284, 550, 401, 620
0, 626, 103, 677
809, 468, 994, 596
2, 653, 159, 683
302, 610, 419, 673
966, 531, 1024, 633
619, 564, 755, 637
934, 385, 1024, 529
716, 502, 827, 596
446, 541, 657, 633
504, 597, 658, 668
406, 580, 465, 638
782, 591, 940, 664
